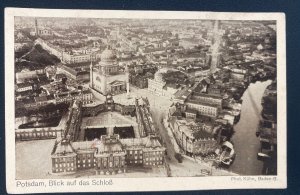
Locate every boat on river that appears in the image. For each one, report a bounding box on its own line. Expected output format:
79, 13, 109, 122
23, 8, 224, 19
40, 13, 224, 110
215, 141, 236, 166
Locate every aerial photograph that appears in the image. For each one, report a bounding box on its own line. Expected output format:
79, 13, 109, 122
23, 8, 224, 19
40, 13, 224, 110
14, 17, 277, 179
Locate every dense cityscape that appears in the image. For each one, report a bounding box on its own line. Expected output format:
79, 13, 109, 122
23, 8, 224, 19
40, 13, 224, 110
14, 17, 277, 178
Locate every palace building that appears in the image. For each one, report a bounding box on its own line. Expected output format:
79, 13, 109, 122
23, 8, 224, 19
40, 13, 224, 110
51, 97, 165, 175
90, 48, 129, 95
51, 134, 165, 175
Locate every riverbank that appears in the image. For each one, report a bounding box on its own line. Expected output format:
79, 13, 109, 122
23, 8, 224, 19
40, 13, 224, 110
229, 80, 272, 175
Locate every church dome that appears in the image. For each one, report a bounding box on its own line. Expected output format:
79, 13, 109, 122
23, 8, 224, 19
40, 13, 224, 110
100, 48, 117, 64
154, 71, 164, 82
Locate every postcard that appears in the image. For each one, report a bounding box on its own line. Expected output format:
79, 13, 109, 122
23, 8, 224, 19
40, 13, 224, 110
5, 8, 286, 193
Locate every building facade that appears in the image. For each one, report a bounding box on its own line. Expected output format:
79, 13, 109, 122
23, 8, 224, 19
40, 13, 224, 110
148, 71, 178, 98
15, 128, 59, 141
16, 83, 33, 92
90, 48, 128, 95
54, 89, 93, 105
169, 119, 218, 155
51, 97, 165, 175
57, 65, 89, 82
185, 100, 219, 117
51, 135, 165, 175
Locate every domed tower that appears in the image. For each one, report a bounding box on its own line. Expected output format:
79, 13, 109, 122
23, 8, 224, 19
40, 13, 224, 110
99, 48, 118, 75
90, 47, 127, 96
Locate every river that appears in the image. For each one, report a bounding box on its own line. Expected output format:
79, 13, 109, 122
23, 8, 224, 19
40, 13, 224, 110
229, 80, 272, 175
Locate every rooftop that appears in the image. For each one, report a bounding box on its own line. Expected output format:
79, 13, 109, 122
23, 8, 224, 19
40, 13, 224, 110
175, 119, 214, 140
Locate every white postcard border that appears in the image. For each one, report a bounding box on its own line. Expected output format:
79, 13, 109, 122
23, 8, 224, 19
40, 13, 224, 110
5, 8, 287, 193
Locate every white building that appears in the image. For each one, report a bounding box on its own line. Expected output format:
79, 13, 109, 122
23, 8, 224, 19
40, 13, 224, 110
16, 83, 33, 92
147, 69, 179, 99
185, 100, 219, 117
90, 48, 128, 95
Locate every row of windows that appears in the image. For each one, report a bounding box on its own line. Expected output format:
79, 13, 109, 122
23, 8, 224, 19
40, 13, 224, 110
78, 163, 94, 168
187, 106, 217, 117
144, 151, 163, 156
145, 161, 163, 166
54, 153, 162, 166
144, 157, 163, 161
77, 159, 93, 164
54, 167, 75, 172
128, 160, 143, 164
96, 160, 125, 166
195, 97, 222, 103
128, 150, 143, 155
55, 162, 75, 168
96, 157, 124, 163
17, 86, 32, 91
54, 157, 76, 163
186, 113, 196, 117
16, 131, 57, 138
189, 105, 217, 112
78, 153, 93, 159
127, 156, 143, 160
